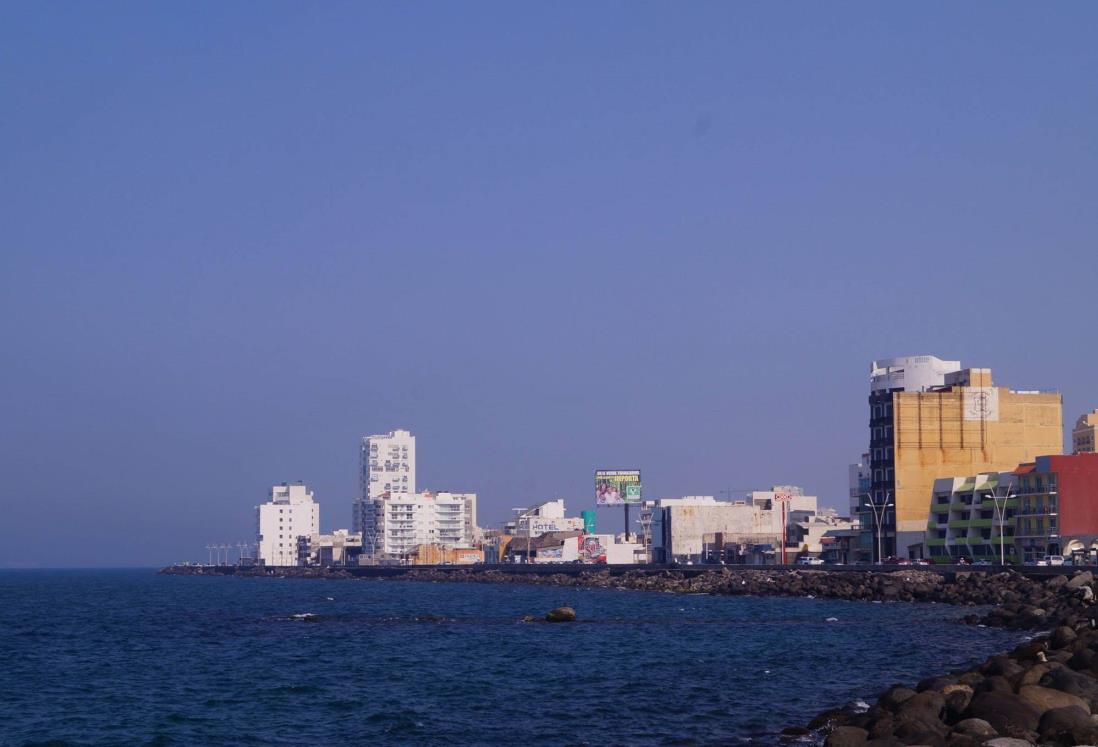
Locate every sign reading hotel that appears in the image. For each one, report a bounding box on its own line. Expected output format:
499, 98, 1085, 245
595, 469, 642, 506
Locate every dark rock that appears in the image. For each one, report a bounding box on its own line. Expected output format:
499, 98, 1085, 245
1050, 625, 1079, 649
942, 684, 974, 721
1037, 704, 1091, 742
880, 686, 918, 710
1039, 667, 1098, 709
1066, 571, 1094, 589
950, 717, 997, 738
809, 708, 853, 730
966, 692, 1041, 739
545, 606, 576, 623
976, 676, 1013, 695
1017, 684, 1090, 715
824, 725, 868, 746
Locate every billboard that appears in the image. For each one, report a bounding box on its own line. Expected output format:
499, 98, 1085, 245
595, 470, 642, 506
578, 535, 607, 564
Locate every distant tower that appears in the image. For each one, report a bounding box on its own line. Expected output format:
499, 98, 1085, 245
353, 429, 416, 545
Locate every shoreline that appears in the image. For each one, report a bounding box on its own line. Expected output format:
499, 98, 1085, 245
160, 564, 1098, 745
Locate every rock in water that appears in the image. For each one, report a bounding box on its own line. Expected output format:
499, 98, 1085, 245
545, 606, 576, 623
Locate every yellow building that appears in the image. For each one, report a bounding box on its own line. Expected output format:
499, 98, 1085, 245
409, 544, 484, 565
1073, 410, 1098, 454
868, 365, 1062, 558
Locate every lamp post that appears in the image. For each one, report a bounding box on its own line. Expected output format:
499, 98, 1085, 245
864, 492, 894, 564
985, 480, 1016, 566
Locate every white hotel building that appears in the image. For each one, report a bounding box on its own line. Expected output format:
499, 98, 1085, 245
256, 483, 320, 566
354, 429, 416, 537
365, 491, 477, 560
353, 428, 477, 560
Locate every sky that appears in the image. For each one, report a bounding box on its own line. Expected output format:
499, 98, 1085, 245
2, 2, 1097, 567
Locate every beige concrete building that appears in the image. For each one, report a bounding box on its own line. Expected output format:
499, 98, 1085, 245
1073, 410, 1098, 454
870, 365, 1062, 558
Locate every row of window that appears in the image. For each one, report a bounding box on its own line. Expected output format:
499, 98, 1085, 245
870, 403, 894, 420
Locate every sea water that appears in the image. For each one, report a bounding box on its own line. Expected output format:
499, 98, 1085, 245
0, 570, 1021, 746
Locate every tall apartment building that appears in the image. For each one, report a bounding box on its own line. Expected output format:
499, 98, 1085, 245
353, 429, 415, 536
256, 482, 320, 567
363, 490, 475, 560
1074, 410, 1098, 454
867, 358, 1062, 559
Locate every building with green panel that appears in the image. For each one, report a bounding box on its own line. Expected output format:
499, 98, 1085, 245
925, 471, 1018, 563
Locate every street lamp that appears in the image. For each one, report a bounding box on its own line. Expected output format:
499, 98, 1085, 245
864, 492, 894, 564
985, 480, 1016, 566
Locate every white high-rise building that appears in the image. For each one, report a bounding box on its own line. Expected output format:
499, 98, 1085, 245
256, 483, 320, 567
353, 429, 416, 535
870, 355, 962, 394
364, 490, 476, 560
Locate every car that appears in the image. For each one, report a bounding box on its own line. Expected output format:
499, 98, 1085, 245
971, 560, 993, 567
797, 557, 825, 566
1048, 555, 1066, 566
915, 559, 932, 566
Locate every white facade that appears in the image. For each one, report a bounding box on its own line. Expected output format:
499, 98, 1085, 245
649, 488, 820, 563
364, 490, 475, 560
848, 454, 870, 517
256, 483, 320, 567
354, 429, 416, 534
870, 356, 962, 394
504, 499, 580, 536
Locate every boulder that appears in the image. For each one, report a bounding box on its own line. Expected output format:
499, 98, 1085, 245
880, 686, 918, 710
943, 684, 975, 721
976, 676, 1013, 695
809, 708, 853, 729
967, 692, 1041, 739
1017, 684, 1090, 715
982, 739, 1035, 747
894, 690, 946, 736
1048, 575, 1069, 590
545, 606, 576, 622
1066, 571, 1094, 589
825, 726, 869, 746
1050, 625, 1078, 649
1039, 667, 1098, 709
1037, 704, 1092, 742
1014, 663, 1054, 689
950, 718, 997, 738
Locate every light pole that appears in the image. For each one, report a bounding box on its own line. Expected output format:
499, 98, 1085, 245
864, 492, 894, 564
986, 479, 1016, 566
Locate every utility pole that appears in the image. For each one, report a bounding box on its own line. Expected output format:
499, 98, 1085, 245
774, 493, 791, 564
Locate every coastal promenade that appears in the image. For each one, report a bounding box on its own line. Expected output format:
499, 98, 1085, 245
161, 561, 1082, 581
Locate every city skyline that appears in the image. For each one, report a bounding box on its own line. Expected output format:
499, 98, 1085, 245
3, 3, 1097, 566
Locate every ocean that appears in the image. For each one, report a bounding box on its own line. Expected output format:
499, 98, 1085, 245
0, 570, 1021, 746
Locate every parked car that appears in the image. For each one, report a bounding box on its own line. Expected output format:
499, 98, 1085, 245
971, 560, 993, 567
797, 557, 825, 566
1048, 555, 1066, 566
915, 559, 932, 566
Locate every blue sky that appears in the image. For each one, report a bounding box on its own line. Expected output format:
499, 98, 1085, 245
2, 2, 1096, 566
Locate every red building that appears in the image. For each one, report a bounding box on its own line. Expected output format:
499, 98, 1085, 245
1014, 453, 1098, 563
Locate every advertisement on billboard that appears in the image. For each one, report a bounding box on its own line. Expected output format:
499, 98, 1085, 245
595, 470, 641, 506
578, 535, 606, 564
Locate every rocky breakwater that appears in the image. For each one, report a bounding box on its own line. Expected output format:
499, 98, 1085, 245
799, 571, 1098, 747
400, 568, 1094, 631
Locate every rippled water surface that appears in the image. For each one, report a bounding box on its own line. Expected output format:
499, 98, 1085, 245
0, 570, 1023, 746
